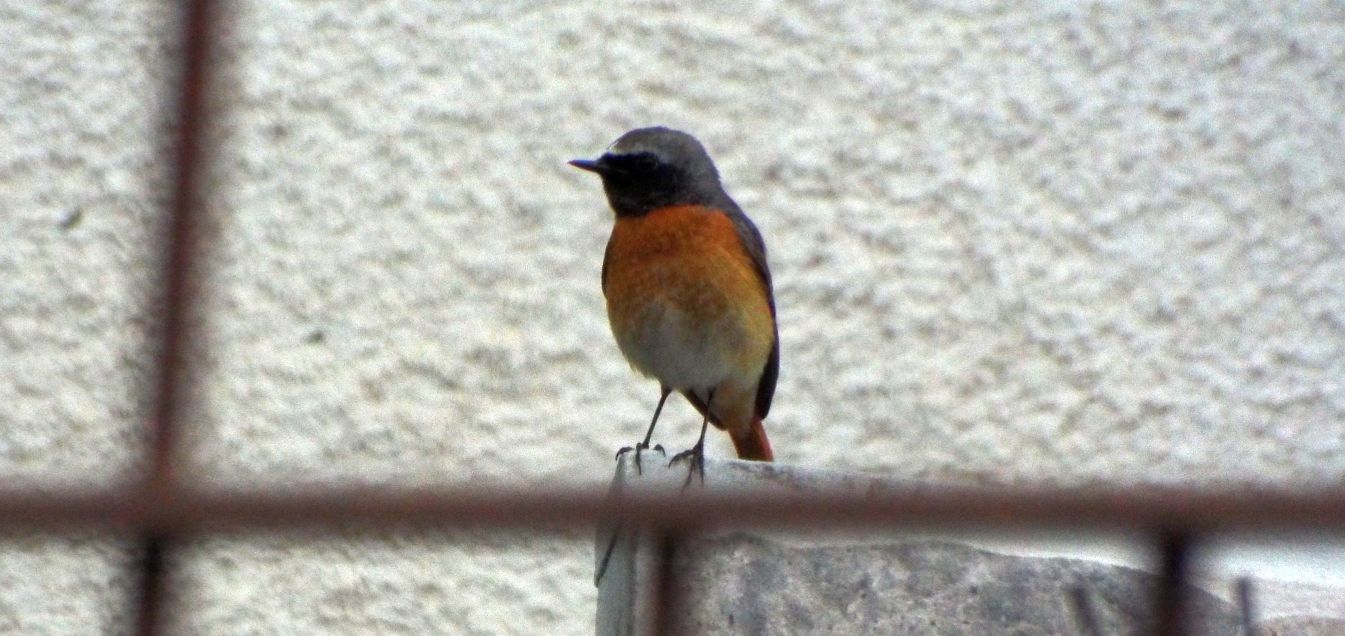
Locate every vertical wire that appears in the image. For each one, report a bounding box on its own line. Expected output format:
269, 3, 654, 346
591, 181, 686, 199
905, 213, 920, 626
1154, 532, 1192, 636
135, 1, 218, 634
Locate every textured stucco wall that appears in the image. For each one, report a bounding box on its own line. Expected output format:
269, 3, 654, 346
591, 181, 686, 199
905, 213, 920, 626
4, 0, 1344, 633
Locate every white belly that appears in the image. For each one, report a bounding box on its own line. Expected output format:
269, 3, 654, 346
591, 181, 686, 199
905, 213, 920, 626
612, 303, 741, 392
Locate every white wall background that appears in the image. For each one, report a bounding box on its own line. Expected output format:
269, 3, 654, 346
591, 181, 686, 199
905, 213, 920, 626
3, 0, 1343, 633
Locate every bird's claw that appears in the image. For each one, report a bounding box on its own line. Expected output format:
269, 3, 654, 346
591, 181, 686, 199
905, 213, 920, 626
669, 444, 705, 489
616, 442, 665, 475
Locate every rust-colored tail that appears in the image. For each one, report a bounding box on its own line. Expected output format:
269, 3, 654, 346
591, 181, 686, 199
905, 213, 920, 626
731, 416, 773, 462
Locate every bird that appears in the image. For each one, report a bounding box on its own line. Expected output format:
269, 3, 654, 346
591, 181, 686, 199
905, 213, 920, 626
569, 126, 778, 475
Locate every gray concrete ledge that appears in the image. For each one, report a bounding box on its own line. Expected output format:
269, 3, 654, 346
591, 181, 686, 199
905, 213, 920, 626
595, 455, 1344, 635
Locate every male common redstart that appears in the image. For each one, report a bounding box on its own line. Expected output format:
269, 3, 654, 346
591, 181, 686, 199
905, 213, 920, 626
570, 127, 777, 468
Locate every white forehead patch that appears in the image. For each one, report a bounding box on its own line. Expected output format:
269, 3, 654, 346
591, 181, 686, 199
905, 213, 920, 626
608, 138, 658, 157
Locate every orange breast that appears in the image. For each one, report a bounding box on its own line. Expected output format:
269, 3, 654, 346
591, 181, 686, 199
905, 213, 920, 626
602, 205, 774, 388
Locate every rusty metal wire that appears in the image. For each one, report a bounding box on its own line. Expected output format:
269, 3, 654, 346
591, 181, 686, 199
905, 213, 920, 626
1067, 585, 1104, 636
1236, 577, 1258, 636
2, 485, 1345, 534
135, 0, 218, 633
1154, 532, 1192, 636
13, 1, 1331, 634
134, 535, 169, 636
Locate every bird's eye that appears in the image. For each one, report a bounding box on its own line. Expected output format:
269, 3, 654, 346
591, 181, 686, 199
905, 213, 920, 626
634, 154, 659, 172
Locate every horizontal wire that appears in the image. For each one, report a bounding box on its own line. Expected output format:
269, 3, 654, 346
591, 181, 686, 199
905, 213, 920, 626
1, 485, 1342, 534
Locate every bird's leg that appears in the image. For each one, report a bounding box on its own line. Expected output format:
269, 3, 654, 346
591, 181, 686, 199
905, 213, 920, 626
616, 385, 671, 474
670, 389, 712, 488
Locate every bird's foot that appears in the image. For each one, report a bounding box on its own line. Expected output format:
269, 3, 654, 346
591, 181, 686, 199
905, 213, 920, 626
668, 442, 705, 490
616, 442, 664, 474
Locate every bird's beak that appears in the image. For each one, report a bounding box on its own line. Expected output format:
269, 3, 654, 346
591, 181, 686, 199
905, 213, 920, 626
568, 158, 604, 174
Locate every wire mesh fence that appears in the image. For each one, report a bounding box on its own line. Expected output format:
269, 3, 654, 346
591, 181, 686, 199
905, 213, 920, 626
4, 3, 1337, 634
